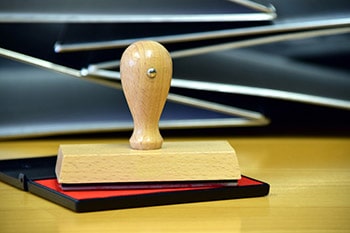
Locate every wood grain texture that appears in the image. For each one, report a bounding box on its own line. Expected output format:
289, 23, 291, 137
1, 136, 349, 233
55, 140, 241, 184
120, 41, 172, 150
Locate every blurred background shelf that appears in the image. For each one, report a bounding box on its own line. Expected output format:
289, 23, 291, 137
1, 0, 349, 139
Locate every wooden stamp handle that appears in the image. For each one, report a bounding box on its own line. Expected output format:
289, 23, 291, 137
120, 41, 172, 150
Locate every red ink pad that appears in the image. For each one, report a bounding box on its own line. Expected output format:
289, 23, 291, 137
0, 156, 269, 212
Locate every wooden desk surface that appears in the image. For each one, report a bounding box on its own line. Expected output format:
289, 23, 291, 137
0, 136, 349, 232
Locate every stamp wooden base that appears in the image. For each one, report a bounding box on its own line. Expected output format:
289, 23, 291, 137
55, 140, 241, 184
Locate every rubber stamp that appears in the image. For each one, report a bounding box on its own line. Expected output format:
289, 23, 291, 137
55, 41, 241, 189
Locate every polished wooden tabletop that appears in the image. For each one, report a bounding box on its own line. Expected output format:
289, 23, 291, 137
1, 135, 349, 232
